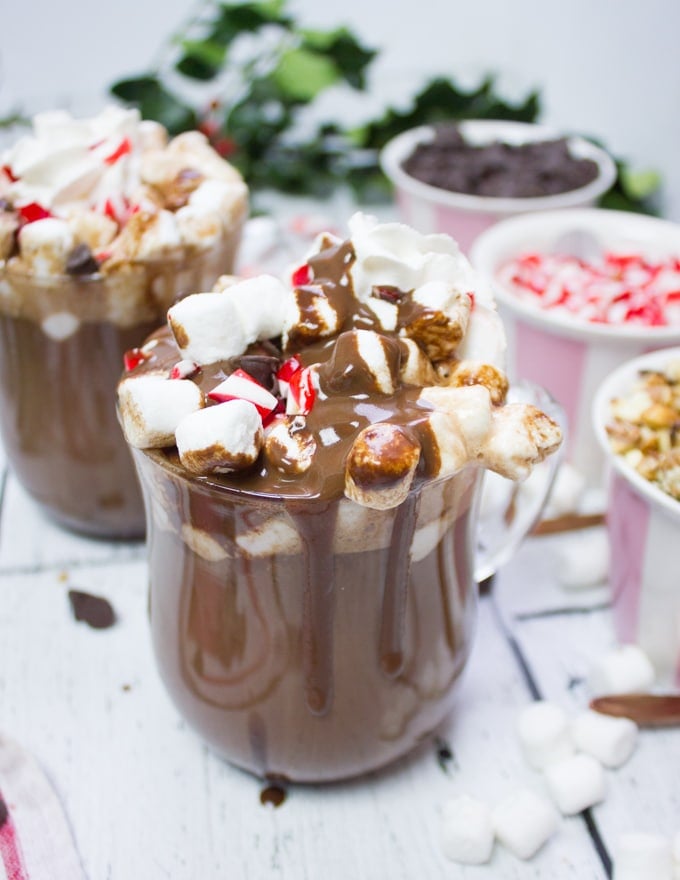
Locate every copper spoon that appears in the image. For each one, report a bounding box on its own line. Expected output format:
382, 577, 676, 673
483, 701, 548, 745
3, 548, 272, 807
590, 694, 680, 727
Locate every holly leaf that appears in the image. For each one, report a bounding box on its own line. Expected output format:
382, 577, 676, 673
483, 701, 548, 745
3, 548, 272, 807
175, 39, 227, 80
111, 76, 197, 134
300, 27, 376, 89
208, 0, 292, 44
271, 47, 340, 101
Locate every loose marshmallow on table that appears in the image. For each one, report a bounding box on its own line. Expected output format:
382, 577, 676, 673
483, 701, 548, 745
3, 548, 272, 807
440, 794, 494, 865
515, 701, 574, 770
570, 709, 638, 769
543, 753, 606, 815
613, 832, 673, 880
588, 644, 656, 696
491, 788, 559, 860
175, 399, 263, 475
556, 528, 609, 590
118, 375, 204, 448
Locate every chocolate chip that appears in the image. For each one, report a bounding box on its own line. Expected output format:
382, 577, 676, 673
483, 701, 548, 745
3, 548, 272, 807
66, 243, 100, 276
68, 589, 116, 629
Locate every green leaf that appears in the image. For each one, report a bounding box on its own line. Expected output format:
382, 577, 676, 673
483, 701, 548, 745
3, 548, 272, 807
111, 76, 197, 134
209, 0, 292, 43
271, 47, 340, 101
620, 167, 662, 201
300, 27, 376, 89
175, 38, 227, 79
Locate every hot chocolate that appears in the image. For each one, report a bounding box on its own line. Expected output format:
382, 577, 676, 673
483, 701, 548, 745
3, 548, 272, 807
119, 214, 562, 779
0, 107, 247, 536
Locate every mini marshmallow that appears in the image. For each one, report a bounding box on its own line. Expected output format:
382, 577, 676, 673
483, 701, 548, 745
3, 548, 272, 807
491, 788, 559, 860
41, 311, 80, 341
419, 410, 468, 478
180, 524, 229, 562
398, 337, 436, 386
543, 753, 606, 815
223, 274, 288, 342
481, 403, 563, 480
556, 529, 609, 590
175, 399, 263, 475
413, 280, 471, 329
175, 204, 224, 249
264, 415, 317, 474
63, 208, 117, 252
168, 292, 248, 364
118, 375, 204, 448
613, 832, 673, 880
515, 700, 574, 770
570, 709, 638, 769
436, 358, 508, 405
366, 295, 398, 332
440, 794, 494, 865
319, 330, 401, 397
344, 422, 421, 510
283, 285, 341, 350
402, 283, 471, 361
18, 217, 74, 276
419, 384, 492, 455
138, 119, 168, 151
588, 644, 656, 697
187, 178, 248, 228
108, 209, 182, 263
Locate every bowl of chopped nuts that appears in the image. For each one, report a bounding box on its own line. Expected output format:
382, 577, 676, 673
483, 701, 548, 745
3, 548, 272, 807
593, 347, 680, 683
380, 120, 616, 254
470, 208, 680, 488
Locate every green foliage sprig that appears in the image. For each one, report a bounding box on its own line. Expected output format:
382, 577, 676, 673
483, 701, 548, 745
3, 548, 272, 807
103, 0, 656, 213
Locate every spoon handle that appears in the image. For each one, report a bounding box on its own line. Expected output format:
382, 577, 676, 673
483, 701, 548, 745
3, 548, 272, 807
590, 694, 680, 727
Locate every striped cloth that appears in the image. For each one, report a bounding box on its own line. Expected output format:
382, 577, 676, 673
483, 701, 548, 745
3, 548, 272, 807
0, 736, 85, 880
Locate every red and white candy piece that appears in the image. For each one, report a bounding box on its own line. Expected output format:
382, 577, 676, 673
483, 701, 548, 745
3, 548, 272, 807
124, 347, 151, 372
208, 368, 278, 422
287, 365, 317, 415
170, 359, 200, 380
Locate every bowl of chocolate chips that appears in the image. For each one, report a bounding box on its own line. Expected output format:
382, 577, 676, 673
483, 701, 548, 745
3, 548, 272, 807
380, 119, 616, 253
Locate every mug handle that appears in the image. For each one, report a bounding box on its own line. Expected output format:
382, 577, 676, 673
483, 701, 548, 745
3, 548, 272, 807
474, 381, 566, 583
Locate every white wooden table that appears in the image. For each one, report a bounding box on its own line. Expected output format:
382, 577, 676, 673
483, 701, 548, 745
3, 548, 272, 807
0, 430, 678, 879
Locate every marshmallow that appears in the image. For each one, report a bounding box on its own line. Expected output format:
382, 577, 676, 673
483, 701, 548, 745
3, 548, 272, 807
436, 357, 508, 405
613, 832, 673, 880
419, 410, 468, 478
168, 292, 247, 364
401, 285, 471, 361
167, 131, 245, 185
138, 119, 168, 151
17, 217, 74, 275
366, 295, 398, 331
283, 285, 342, 350
117, 209, 182, 261
319, 330, 401, 396
556, 529, 609, 590
588, 644, 656, 697
236, 514, 302, 557
398, 337, 436, 386
118, 375, 204, 448
0, 212, 20, 260
419, 384, 492, 455
223, 274, 288, 342
264, 415, 317, 474
481, 403, 563, 480
175, 399, 263, 475
63, 208, 117, 252
570, 709, 638, 769
456, 303, 507, 370
181, 524, 229, 562
188, 178, 248, 228
491, 788, 559, 860
344, 422, 421, 510
41, 311, 81, 341
515, 700, 574, 770
175, 204, 224, 249
440, 794, 494, 865
543, 753, 606, 815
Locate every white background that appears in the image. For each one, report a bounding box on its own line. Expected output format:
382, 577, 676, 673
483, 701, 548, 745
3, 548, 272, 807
1, 0, 679, 218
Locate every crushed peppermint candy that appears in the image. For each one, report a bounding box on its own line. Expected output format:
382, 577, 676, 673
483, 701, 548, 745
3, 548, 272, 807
498, 252, 680, 326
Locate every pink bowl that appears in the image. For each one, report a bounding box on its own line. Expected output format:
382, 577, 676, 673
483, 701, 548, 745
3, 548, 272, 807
379, 120, 616, 254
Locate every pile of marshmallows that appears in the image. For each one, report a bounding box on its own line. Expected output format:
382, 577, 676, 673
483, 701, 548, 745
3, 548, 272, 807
118, 214, 562, 508
0, 106, 247, 275
441, 643, 675, 875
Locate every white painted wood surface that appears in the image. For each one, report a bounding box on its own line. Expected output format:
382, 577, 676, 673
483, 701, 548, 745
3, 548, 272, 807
0, 444, 678, 880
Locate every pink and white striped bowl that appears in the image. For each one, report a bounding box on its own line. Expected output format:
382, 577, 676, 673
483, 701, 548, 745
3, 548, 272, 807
470, 209, 680, 487
379, 120, 616, 255
593, 347, 680, 685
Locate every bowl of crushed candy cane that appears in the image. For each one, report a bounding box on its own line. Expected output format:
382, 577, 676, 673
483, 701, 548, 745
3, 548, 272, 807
470, 209, 680, 487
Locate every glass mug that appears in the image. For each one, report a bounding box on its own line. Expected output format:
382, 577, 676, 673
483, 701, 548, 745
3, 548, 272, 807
0, 236, 241, 539
133, 384, 563, 782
